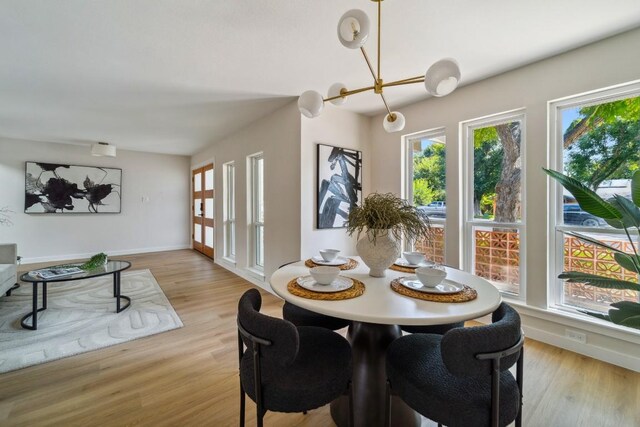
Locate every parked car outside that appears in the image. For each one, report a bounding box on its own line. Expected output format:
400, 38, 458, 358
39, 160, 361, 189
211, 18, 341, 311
419, 201, 446, 218
563, 204, 607, 227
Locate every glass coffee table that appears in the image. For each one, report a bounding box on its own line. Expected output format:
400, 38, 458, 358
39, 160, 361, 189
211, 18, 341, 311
19, 260, 132, 330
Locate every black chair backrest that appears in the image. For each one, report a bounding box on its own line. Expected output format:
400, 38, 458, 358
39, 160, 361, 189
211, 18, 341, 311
237, 289, 299, 366
441, 303, 521, 377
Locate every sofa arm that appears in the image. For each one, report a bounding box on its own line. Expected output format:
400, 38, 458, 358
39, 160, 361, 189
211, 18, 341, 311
0, 244, 17, 264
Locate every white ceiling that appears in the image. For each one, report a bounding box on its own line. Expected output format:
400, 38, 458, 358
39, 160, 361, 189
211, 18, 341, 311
1, 0, 639, 156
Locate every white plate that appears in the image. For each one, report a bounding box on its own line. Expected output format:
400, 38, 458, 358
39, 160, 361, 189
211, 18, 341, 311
398, 277, 465, 294
311, 256, 349, 266
394, 258, 433, 268
296, 275, 353, 293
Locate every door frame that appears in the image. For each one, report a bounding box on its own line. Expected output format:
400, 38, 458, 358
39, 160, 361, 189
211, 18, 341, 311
192, 160, 215, 258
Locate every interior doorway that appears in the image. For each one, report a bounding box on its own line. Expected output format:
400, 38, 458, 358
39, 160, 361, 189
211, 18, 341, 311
192, 164, 214, 258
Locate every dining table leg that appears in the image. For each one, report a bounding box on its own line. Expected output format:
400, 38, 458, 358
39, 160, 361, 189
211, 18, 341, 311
330, 321, 421, 427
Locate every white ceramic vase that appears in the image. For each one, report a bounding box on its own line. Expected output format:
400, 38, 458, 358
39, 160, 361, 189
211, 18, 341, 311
356, 229, 400, 277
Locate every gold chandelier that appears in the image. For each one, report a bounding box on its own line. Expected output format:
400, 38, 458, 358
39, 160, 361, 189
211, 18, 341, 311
298, 0, 461, 133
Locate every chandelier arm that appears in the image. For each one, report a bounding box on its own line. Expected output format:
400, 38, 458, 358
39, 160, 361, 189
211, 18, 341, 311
377, 0, 381, 81
323, 85, 376, 102
382, 77, 426, 89
360, 47, 379, 82
379, 92, 393, 117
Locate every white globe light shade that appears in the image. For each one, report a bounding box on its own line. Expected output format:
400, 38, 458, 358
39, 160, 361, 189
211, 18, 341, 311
298, 90, 324, 118
424, 58, 461, 97
337, 9, 370, 49
327, 83, 347, 105
382, 112, 406, 133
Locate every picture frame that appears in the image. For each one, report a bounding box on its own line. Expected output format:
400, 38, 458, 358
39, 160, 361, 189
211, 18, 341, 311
25, 161, 122, 214
316, 144, 362, 229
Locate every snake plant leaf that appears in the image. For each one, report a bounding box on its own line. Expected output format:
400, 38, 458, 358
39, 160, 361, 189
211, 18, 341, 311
611, 194, 640, 229
558, 271, 640, 291
543, 169, 623, 220
564, 231, 625, 254
632, 170, 640, 206
610, 301, 640, 314
613, 253, 640, 275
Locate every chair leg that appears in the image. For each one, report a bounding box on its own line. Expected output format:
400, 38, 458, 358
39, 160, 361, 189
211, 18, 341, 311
516, 347, 524, 427
239, 389, 245, 427
303, 411, 307, 415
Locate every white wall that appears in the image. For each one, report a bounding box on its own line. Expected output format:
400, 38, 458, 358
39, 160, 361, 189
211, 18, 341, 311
0, 138, 191, 262
191, 101, 301, 288
300, 106, 372, 258
369, 28, 640, 371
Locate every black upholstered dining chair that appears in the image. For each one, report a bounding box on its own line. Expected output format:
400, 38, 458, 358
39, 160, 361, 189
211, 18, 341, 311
279, 262, 351, 331
237, 289, 354, 427
385, 303, 524, 427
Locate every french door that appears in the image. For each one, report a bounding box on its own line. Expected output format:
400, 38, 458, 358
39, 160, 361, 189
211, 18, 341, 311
192, 164, 214, 258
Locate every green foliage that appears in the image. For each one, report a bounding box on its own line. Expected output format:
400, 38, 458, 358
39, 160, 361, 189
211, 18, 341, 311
473, 130, 503, 214
546, 168, 640, 330
412, 143, 445, 205
565, 120, 640, 189
81, 253, 108, 270
346, 193, 431, 244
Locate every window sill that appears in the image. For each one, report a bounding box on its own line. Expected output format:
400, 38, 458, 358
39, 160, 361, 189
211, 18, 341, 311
502, 296, 640, 344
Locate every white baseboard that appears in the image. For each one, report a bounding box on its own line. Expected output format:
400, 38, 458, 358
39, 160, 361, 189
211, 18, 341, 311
20, 245, 191, 265
214, 259, 275, 295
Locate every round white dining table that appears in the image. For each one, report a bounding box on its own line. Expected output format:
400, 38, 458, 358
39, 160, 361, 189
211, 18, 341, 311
270, 257, 502, 427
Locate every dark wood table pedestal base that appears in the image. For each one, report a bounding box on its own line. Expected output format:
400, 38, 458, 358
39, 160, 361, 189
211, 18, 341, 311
330, 322, 421, 427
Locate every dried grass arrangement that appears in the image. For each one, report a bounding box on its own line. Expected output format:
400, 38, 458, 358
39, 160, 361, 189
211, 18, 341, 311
346, 193, 431, 244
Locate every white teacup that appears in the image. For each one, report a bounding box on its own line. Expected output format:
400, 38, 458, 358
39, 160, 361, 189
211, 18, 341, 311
403, 251, 425, 265
319, 249, 340, 262
415, 266, 447, 288
310, 266, 340, 285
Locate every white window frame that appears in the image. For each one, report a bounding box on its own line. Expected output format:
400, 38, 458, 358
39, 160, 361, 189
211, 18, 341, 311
547, 80, 640, 312
403, 127, 447, 257
223, 161, 235, 263
248, 152, 264, 274
461, 109, 527, 299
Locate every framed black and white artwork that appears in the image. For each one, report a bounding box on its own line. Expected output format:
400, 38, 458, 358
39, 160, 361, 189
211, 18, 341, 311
25, 162, 122, 214
317, 144, 362, 229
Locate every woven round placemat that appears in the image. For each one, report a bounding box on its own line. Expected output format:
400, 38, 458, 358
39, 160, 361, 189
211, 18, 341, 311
389, 264, 417, 273
305, 258, 359, 271
390, 278, 477, 303
287, 277, 365, 300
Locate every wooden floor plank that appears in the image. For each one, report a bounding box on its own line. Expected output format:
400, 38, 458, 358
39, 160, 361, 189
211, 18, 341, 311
0, 249, 637, 426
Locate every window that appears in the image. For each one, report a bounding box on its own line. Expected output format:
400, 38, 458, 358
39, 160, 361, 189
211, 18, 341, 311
404, 129, 446, 264
223, 162, 235, 261
462, 110, 526, 297
549, 82, 640, 314
249, 153, 264, 272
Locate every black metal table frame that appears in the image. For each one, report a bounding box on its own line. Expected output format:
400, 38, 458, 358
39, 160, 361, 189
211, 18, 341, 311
19, 263, 131, 330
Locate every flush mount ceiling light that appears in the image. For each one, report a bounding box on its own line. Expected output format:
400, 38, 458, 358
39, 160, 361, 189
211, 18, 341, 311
298, 0, 461, 133
91, 142, 116, 157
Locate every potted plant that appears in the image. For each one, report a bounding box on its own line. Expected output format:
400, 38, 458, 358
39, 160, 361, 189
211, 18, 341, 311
346, 192, 431, 277
544, 168, 640, 330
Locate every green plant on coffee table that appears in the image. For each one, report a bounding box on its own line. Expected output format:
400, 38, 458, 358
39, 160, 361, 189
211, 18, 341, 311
544, 168, 640, 329
58, 253, 108, 271
346, 192, 431, 244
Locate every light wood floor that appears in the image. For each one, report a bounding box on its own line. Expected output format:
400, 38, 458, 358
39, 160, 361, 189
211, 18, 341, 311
0, 250, 638, 427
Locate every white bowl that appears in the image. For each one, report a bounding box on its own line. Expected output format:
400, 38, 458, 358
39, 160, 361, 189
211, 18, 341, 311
319, 249, 340, 262
310, 266, 340, 285
403, 251, 426, 265
415, 266, 447, 288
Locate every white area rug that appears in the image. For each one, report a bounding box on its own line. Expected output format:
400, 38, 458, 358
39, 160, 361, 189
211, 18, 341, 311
0, 269, 183, 373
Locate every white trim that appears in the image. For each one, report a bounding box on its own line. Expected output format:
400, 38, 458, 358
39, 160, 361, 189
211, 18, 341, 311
20, 245, 191, 265
460, 109, 527, 299
214, 259, 273, 294
546, 80, 640, 312
247, 152, 264, 272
